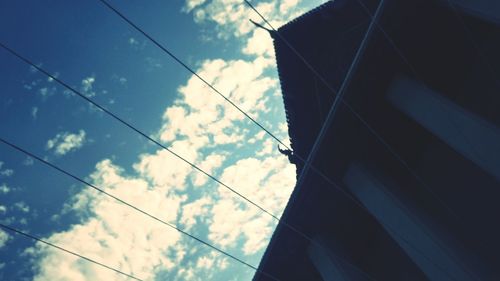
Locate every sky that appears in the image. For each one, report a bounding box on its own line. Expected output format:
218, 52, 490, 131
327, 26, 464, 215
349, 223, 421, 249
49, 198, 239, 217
0, 0, 325, 280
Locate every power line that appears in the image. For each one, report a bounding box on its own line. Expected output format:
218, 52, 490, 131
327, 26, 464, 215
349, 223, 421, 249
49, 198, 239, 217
95, 0, 338, 199
94, 0, 349, 179
0, 223, 142, 281
94, 0, 347, 192
96, 0, 291, 154
95, 0, 387, 223
95, 0, 376, 221
0, 137, 280, 281
0, 42, 376, 281
0, 41, 276, 220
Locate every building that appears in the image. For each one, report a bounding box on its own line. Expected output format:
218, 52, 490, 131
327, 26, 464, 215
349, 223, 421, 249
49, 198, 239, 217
254, 0, 500, 280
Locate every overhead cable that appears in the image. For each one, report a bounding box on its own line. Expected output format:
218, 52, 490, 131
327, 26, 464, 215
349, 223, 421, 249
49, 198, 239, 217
0, 137, 279, 281
0, 41, 374, 281
0, 41, 277, 221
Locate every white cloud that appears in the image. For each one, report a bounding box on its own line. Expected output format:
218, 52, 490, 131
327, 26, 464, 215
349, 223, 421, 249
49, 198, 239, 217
0, 184, 10, 194
159, 57, 277, 147
0, 205, 6, 214
256, 138, 274, 157
0, 229, 9, 248
14, 201, 30, 213
0, 162, 13, 177
183, 0, 325, 64
242, 28, 275, 58
39, 86, 57, 98
183, 0, 311, 40
180, 197, 213, 231
112, 75, 128, 86
46, 130, 86, 156
47, 72, 59, 83
81, 76, 96, 98
32, 106, 39, 119
208, 156, 295, 255
23, 157, 35, 166
28, 0, 316, 279
31, 52, 293, 277
134, 140, 201, 190
128, 37, 139, 46
192, 154, 226, 187
31, 159, 185, 281
145, 57, 163, 70
184, 0, 207, 12
196, 255, 214, 269
280, 0, 300, 12
0, 169, 13, 177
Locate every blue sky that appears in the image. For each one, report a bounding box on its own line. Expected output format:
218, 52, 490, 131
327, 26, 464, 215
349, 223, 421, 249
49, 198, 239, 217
0, 0, 324, 280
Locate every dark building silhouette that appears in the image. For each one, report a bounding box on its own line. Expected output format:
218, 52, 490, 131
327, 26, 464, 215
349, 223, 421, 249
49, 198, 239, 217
253, 0, 500, 280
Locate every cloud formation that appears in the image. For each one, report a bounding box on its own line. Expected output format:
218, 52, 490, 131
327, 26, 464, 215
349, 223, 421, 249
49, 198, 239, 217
0, 184, 10, 194
32, 106, 39, 120
183, 0, 315, 40
32, 159, 185, 281
32, 53, 290, 280
46, 130, 87, 156
27, 0, 320, 280
0, 230, 9, 248
81, 76, 96, 98
0, 162, 14, 178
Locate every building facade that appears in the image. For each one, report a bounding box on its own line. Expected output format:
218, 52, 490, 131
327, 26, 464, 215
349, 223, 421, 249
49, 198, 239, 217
254, 0, 500, 280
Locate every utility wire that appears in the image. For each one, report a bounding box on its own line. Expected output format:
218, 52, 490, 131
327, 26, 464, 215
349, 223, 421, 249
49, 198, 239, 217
0, 137, 279, 281
96, 0, 291, 154
0, 42, 376, 281
94, 0, 370, 215
94, 0, 376, 220
95, 0, 341, 191
0, 223, 142, 281
0, 41, 276, 220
